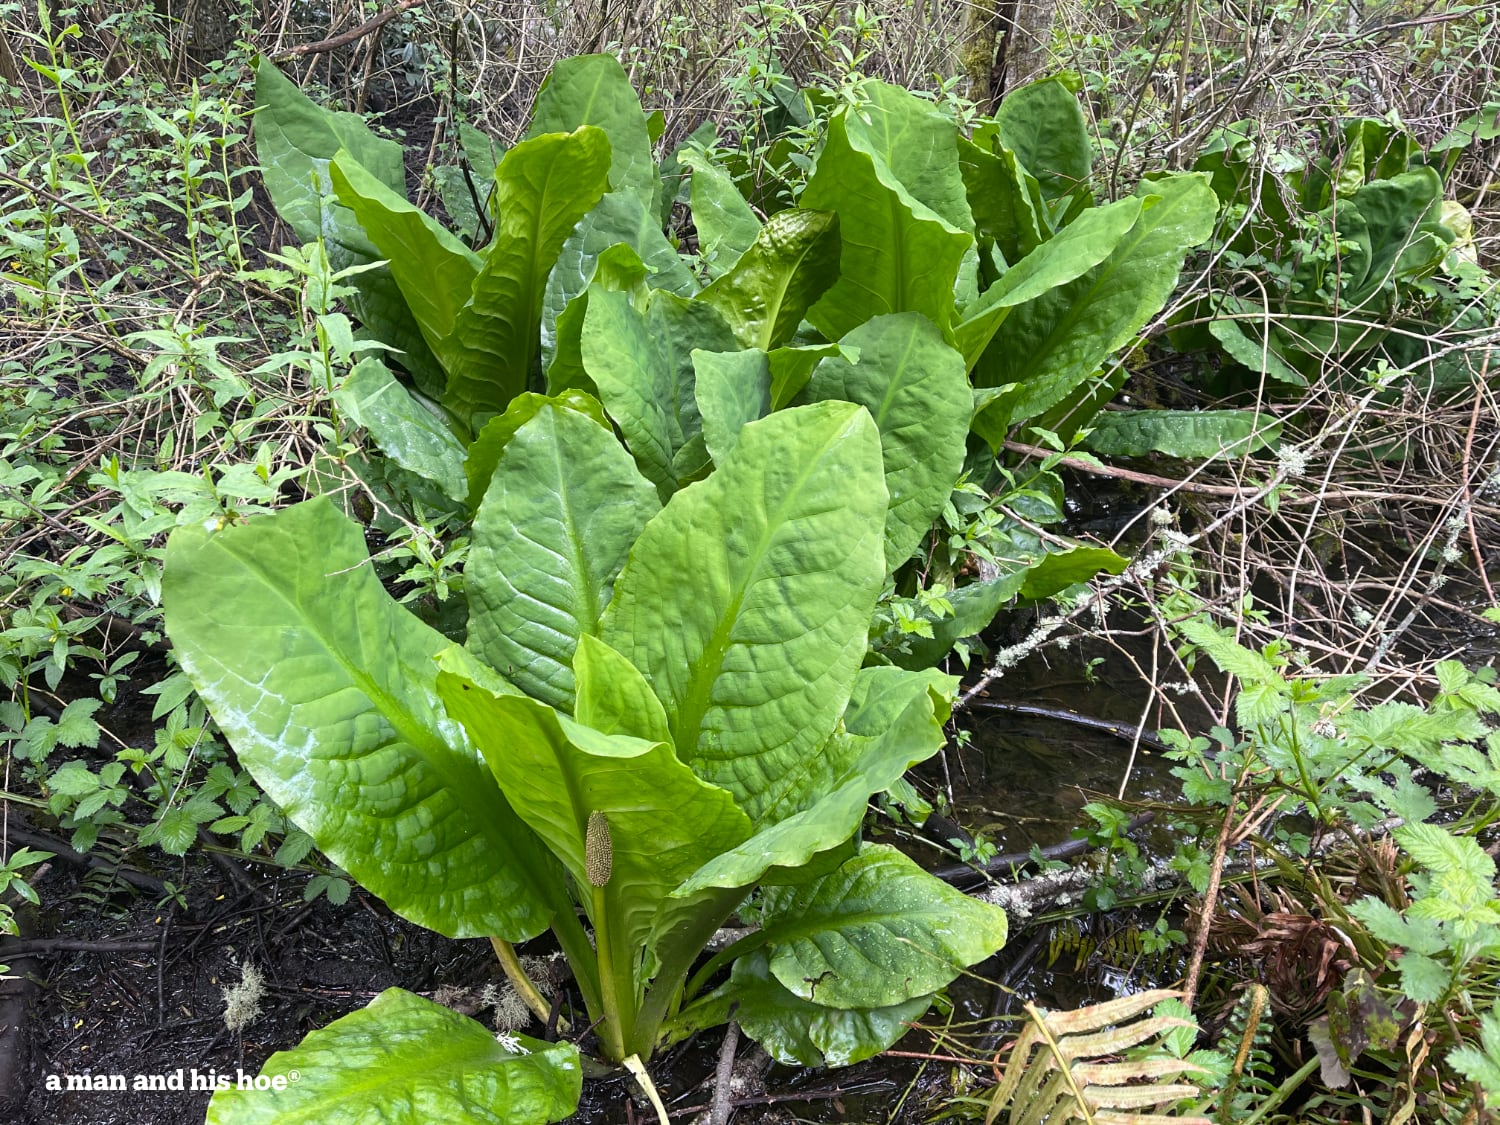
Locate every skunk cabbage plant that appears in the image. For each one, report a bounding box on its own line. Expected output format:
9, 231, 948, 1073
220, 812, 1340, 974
165, 401, 1007, 1123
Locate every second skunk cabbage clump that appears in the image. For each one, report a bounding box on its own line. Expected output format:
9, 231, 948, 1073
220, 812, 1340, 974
164, 400, 1007, 1123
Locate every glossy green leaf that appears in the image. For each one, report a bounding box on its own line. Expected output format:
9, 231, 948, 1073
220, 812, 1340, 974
973, 173, 1218, 444
698, 209, 841, 350
544, 243, 651, 397
542, 191, 697, 369
206, 988, 580, 1125
676, 667, 955, 894
802, 110, 973, 340
644, 292, 739, 479
252, 58, 406, 241
843, 81, 972, 233
572, 633, 671, 743
463, 390, 611, 510
801, 313, 970, 570
1082, 409, 1281, 458
442, 128, 612, 425
600, 402, 888, 826
954, 197, 1142, 368
162, 499, 557, 940
435, 659, 751, 959
958, 135, 1046, 266
335, 358, 467, 503
760, 844, 1007, 1008
693, 348, 770, 467
695, 950, 930, 1067
581, 287, 678, 496
993, 76, 1092, 201
527, 54, 658, 211
1018, 545, 1130, 601
768, 343, 846, 410
467, 402, 660, 713
679, 146, 762, 277
330, 153, 482, 371
1207, 315, 1306, 386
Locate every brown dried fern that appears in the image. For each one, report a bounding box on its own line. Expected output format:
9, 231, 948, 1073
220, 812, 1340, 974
985, 989, 1212, 1125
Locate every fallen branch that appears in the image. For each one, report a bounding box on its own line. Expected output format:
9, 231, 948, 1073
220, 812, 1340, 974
273, 0, 426, 59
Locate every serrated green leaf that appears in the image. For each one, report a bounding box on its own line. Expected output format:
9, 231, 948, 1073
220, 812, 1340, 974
54, 698, 102, 749
206, 988, 580, 1125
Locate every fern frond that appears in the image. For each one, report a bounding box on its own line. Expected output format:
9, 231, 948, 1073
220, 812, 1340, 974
986, 989, 1213, 1125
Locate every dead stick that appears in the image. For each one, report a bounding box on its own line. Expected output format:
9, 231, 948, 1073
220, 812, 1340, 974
274, 0, 426, 58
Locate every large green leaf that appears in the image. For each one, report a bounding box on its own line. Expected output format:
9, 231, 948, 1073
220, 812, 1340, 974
993, 75, 1092, 202
1081, 408, 1281, 458
572, 632, 671, 743
693, 348, 771, 467
334, 357, 467, 503
330, 153, 481, 373
580, 287, 678, 496
463, 389, 611, 510
441, 128, 612, 425
692, 950, 931, 1068
844, 81, 973, 233
760, 844, 1008, 1009
252, 58, 406, 242
958, 135, 1046, 266
206, 989, 580, 1125
467, 402, 660, 713
162, 499, 557, 940
542, 191, 697, 369
435, 658, 751, 960
675, 667, 955, 895
973, 173, 1218, 444
643, 292, 738, 482
954, 197, 1142, 368
1019, 544, 1129, 601
801, 313, 970, 570
678, 146, 762, 278
599, 403, 888, 826
543, 243, 650, 397
698, 209, 842, 350
527, 54, 658, 212
802, 111, 973, 340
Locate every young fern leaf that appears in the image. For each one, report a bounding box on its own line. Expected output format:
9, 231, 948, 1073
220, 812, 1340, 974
985, 990, 1212, 1125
